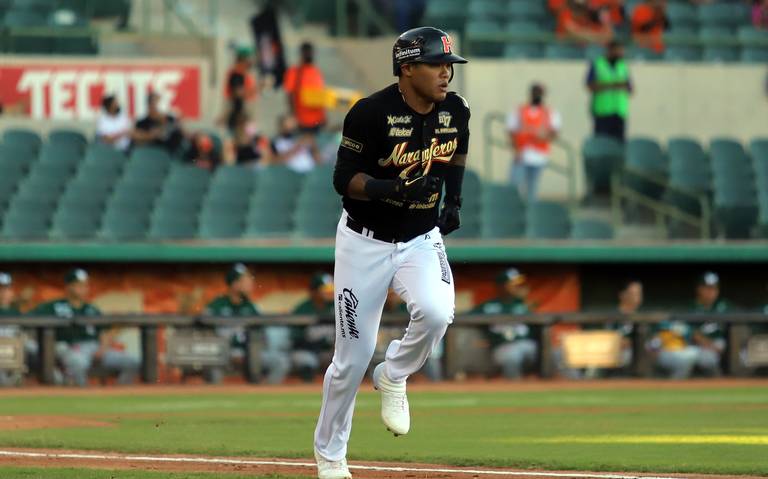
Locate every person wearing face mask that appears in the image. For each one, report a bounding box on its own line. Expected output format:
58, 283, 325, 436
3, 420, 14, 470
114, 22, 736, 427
271, 114, 321, 173
96, 94, 132, 152
506, 83, 561, 204
586, 40, 632, 142
283, 41, 327, 134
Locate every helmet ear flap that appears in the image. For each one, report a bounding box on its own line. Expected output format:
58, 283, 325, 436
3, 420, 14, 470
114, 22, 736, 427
449, 64, 454, 83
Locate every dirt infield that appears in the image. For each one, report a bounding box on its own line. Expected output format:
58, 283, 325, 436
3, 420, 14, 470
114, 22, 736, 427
0, 416, 112, 431
0, 448, 756, 479
0, 378, 763, 398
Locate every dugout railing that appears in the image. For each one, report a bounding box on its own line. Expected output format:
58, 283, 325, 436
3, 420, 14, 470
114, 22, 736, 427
1, 313, 766, 385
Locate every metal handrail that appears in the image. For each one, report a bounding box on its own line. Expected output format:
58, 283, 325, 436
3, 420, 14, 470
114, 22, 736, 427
610, 169, 712, 240
483, 111, 577, 205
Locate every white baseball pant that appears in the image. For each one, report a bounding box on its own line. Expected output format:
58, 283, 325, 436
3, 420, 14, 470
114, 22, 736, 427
314, 210, 455, 461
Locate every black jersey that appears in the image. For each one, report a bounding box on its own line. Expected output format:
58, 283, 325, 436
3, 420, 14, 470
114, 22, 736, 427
334, 83, 470, 240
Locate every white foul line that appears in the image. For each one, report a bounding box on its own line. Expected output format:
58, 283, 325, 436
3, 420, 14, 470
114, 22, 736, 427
0, 450, 683, 479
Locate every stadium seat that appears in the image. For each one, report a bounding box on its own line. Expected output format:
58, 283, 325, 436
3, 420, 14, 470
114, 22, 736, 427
503, 43, 543, 59
37, 143, 83, 168
99, 213, 149, 240
111, 179, 162, 199
507, 2, 547, 22
480, 184, 526, 239
128, 146, 172, 168
106, 189, 157, 214
148, 215, 198, 240
544, 43, 584, 60
49, 211, 100, 239
4, 8, 52, 53
697, 3, 742, 28
0, 143, 38, 171
2, 128, 42, 155
468, 0, 506, 21
0, 212, 50, 239
582, 136, 624, 197
48, 129, 87, 151
703, 46, 740, 62
625, 137, 668, 199
626, 47, 663, 61
293, 209, 339, 238
210, 165, 256, 193
663, 46, 702, 62
423, 0, 466, 33
665, 3, 698, 29
0, 180, 19, 213
202, 190, 251, 214
571, 218, 614, 240
526, 201, 571, 239
245, 209, 293, 237
75, 163, 123, 185
163, 165, 211, 194
466, 20, 504, 57
740, 48, 768, 63
737, 26, 768, 44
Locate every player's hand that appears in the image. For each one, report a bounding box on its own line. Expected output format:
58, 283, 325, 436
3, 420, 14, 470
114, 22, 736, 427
395, 175, 441, 202
437, 202, 461, 235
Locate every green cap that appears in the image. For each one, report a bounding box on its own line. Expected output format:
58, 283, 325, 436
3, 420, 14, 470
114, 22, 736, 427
65, 268, 89, 284
698, 271, 719, 287
235, 45, 253, 58
496, 268, 526, 285
310, 272, 334, 291
226, 263, 250, 285
0, 272, 12, 287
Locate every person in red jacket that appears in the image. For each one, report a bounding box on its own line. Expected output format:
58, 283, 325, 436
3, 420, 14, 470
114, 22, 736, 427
283, 42, 327, 134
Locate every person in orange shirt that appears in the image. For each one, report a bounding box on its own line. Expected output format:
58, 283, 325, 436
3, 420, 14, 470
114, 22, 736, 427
631, 0, 669, 53
557, 0, 614, 45
506, 83, 562, 204
591, 0, 624, 26
283, 42, 327, 134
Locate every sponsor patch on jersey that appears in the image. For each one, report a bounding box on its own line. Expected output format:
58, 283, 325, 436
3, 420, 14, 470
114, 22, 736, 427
389, 127, 413, 137
341, 136, 363, 153
438, 111, 452, 127
435, 127, 458, 134
387, 115, 411, 126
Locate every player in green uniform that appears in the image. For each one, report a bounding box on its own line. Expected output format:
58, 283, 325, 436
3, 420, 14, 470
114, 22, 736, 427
472, 269, 536, 379
291, 273, 336, 382
202, 263, 290, 384
0, 273, 22, 386
30, 268, 139, 386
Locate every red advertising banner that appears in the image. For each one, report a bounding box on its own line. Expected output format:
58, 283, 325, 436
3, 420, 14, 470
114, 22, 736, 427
0, 61, 202, 120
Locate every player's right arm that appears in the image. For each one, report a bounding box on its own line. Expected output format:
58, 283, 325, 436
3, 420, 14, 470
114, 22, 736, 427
333, 99, 439, 203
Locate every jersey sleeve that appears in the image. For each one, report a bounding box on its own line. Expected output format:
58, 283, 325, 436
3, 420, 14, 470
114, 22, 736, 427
455, 94, 471, 155
333, 98, 379, 195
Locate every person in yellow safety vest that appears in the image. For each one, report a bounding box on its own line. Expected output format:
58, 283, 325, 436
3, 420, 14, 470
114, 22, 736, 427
586, 40, 632, 142
506, 83, 562, 204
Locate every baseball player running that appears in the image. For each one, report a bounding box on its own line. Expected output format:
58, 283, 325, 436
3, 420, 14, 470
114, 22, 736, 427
313, 27, 470, 479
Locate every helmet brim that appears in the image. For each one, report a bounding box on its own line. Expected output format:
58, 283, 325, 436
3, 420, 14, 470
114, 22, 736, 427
417, 53, 468, 65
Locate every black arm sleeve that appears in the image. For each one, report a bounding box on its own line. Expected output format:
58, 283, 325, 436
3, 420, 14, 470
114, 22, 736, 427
443, 165, 465, 205
332, 99, 376, 196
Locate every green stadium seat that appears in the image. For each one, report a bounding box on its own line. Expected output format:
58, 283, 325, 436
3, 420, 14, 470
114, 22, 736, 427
582, 135, 624, 197
148, 216, 198, 240
737, 26, 768, 43
210, 165, 256, 192
468, 0, 506, 21
664, 46, 702, 62
202, 190, 250, 213
0, 212, 50, 239
571, 218, 614, 240
666, 3, 698, 29
0, 143, 37, 171
625, 137, 667, 199
99, 213, 148, 240
703, 46, 739, 62
253, 165, 303, 197
37, 144, 83, 168
0, 181, 19, 213
526, 201, 571, 239
164, 165, 211, 193
49, 211, 100, 239
294, 210, 339, 238
245, 209, 293, 237
698, 3, 750, 28
106, 188, 157, 212
466, 20, 504, 57
698, 26, 733, 45
503, 43, 543, 59
128, 146, 172, 168
153, 196, 203, 217
15, 180, 65, 201
4, 9, 53, 53
626, 46, 663, 61
2, 128, 42, 155
740, 48, 768, 63
74, 162, 123, 185
0, 161, 28, 183
84, 142, 127, 163
480, 184, 525, 239
198, 215, 245, 239
423, 0, 466, 33
48, 129, 87, 150
544, 43, 584, 60
507, 2, 547, 21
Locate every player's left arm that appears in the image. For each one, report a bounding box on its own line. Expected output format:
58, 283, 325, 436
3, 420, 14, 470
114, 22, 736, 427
437, 95, 470, 235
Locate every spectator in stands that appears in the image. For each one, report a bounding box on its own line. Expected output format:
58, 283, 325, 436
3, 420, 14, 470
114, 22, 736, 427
133, 92, 185, 154
507, 83, 562, 204
0, 273, 22, 386
185, 132, 221, 171
591, 0, 625, 27
202, 263, 290, 384
271, 114, 321, 173
291, 273, 336, 382
557, 0, 614, 45
472, 268, 537, 379
96, 94, 132, 153
283, 41, 327, 134
650, 272, 726, 379
222, 45, 259, 134
30, 268, 139, 387
631, 0, 670, 53
224, 114, 273, 167
586, 40, 632, 142
754, 0, 768, 29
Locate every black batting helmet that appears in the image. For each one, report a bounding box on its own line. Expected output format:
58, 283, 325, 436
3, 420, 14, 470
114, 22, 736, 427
392, 26, 467, 77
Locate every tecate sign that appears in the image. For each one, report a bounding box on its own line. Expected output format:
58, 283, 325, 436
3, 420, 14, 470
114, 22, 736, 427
0, 62, 202, 120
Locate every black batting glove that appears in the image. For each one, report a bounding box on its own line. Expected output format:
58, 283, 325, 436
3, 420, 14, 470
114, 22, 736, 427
437, 196, 462, 235
365, 176, 441, 203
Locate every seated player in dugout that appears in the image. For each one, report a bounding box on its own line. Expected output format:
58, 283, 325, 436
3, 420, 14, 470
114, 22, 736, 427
30, 268, 139, 387
291, 273, 336, 382
0, 272, 22, 387
472, 268, 538, 380
202, 263, 290, 385
649, 272, 729, 379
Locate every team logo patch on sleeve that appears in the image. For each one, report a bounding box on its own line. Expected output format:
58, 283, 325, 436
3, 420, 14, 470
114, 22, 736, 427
341, 136, 364, 153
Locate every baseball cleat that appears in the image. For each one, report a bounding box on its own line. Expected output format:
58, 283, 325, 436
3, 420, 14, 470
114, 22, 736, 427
315, 450, 352, 479
373, 362, 410, 436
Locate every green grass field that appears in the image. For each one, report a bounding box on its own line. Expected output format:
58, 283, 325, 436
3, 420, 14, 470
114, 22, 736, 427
0, 384, 766, 477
